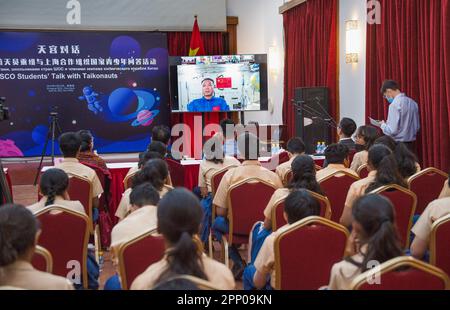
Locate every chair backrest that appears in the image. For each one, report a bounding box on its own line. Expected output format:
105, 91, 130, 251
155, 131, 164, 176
210, 166, 238, 197
370, 185, 416, 249
430, 214, 450, 277
67, 174, 93, 226
123, 170, 138, 190
34, 206, 90, 289
31, 245, 53, 273
283, 169, 293, 187
271, 190, 332, 231
357, 164, 369, 179
350, 256, 450, 290
117, 230, 165, 290
319, 171, 360, 222
274, 216, 349, 290
408, 168, 449, 215
346, 150, 357, 168
165, 159, 185, 187
227, 178, 278, 244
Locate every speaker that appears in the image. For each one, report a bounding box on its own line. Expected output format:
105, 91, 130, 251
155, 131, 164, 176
294, 87, 331, 154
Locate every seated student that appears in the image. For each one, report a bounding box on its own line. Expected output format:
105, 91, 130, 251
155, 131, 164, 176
275, 137, 306, 184
125, 150, 164, 181
152, 125, 171, 152
350, 125, 379, 172
115, 159, 173, 220
340, 144, 405, 227
212, 132, 283, 278
198, 137, 241, 243
337, 118, 357, 151
263, 155, 324, 233
187, 78, 230, 112
76, 130, 107, 171
0, 204, 74, 290
55, 132, 103, 220
28, 168, 85, 215
130, 188, 235, 290
328, 194, 403, 290
105, 183, 161, 290
243, 189, 321, 290
316, 144, 359, 181
374, 135, 421, 178
439, 175, 450, 199
410, 191, 450, 260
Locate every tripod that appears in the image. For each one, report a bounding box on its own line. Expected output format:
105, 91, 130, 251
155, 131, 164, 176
33, 112, 63, 186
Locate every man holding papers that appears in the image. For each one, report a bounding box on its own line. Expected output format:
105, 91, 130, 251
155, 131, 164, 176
376, 80, 420, 152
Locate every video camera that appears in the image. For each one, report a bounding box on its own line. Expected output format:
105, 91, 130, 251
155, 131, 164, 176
0, 97, 10, 121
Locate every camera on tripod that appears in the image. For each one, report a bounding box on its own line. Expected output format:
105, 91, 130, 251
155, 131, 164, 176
0, 97, 10, 121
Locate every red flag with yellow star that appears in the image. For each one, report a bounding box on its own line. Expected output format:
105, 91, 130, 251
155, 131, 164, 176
189, 16, 205, 56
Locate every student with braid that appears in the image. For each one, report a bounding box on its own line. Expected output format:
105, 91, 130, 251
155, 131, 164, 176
0, 204, 74, 289
27, 168, 85, 215
328, 194, 403, 290
131, 188, 235, 290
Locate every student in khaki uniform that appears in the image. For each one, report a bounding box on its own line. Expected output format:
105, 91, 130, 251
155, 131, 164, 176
0, 205, 74, 290
275, 137, 305, 185
374, 136, 421, 179
328, 194, 403, 290
104, 183, 161, 290
115, 159, 173, 220
410, 195, 450, 260
316, 144, 359, 181
439, 177, 450, 199
131, 188, 235, 290
350, 126, 379, 172
340, 144, 407, 227
198, 137, 241, 243
263, 155, 324, 231
124, 149, 173, 187
55, 132, 103, 221
28, 168, 85, 215
243, 189, 321, 290
212, 132, 282, 277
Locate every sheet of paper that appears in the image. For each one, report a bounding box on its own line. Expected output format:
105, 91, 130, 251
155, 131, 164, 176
369, 117, 382, 128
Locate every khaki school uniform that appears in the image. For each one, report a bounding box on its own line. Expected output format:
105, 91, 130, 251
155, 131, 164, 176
130, 253, 235, 290
198, 156, 241, 193
110, 205, 158, 265
213, 160, 283, 209
263, 188, 290, 221
115, 185, 173, 220
328, 249, 365, 290
0, 261, 74, 290
350, 151, 368, 172
439, 180, 450, 199
125, 166, 173, 187
253, 224, 291, 288
55, 158, 103, 198
343, 171, 377, 214
316, 164, 359, 182
27, 196, 86, 215
411, 197, 450, 243
275, 155, 298, 185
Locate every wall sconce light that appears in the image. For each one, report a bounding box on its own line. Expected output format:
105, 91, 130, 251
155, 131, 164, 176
345, 20, 360, 64
268, 45, 280, 76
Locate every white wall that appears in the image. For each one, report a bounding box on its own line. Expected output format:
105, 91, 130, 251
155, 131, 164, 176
339, 0, 367, 126
226, 0, 285, 125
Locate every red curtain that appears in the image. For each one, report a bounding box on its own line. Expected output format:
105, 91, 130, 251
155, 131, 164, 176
366, 0, 450, 172
282, 0, 338, 139
167, 32, 227, 158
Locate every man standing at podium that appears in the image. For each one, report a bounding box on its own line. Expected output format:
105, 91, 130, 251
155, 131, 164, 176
379, 80, 420, 152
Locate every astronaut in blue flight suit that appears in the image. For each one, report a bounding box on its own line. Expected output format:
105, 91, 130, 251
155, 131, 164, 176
187, 78, 230, 112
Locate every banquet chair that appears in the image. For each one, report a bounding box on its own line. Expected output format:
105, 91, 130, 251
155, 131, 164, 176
271, 190, 332, 231
262, 151, 290, 172
407, 168, 449, 215
34, 206, 90, 289
357, 164, 369, 179
350, 256, 449, 290
166, 158, 185, 187
370, 184, 416, 249
430, 214, 450, 277
210, 165, 238, 198
319, 171, 360, 222
123, 170, 138, 190
274, 216, 349, 290
31, 245, 53, 273
282, 169, 293, 187
117, 230, 165, 290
